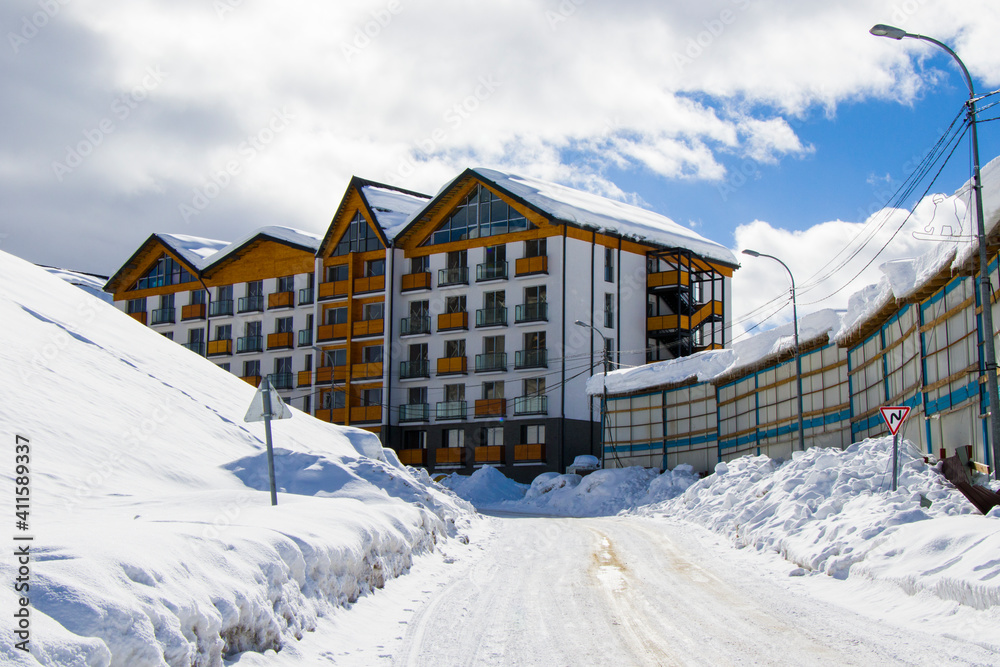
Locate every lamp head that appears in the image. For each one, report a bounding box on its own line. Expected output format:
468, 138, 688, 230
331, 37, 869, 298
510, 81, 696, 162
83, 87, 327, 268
574, 320, 588, 327
741, 249, 761, 258
870, 24, 908, 40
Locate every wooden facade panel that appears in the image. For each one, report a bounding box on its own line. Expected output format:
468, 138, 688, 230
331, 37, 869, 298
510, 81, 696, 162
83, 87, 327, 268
202, 240, 313, 285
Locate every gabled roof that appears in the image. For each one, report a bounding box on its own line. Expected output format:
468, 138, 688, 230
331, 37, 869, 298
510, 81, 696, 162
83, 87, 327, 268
200, 226, 321, 274
104, 233, 228, 294
395, 168, 738, 267
317, 176, 430, 256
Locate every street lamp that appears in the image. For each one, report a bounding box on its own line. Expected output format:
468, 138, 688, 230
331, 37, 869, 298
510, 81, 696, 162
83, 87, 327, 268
575, 319, 613, 465
742, 249, 806, 452
871, 24, 1000, 481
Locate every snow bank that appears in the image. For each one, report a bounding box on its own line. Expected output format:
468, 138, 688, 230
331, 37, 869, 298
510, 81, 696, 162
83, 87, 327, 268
0, 249, 473, 666
440, 466, 528, 506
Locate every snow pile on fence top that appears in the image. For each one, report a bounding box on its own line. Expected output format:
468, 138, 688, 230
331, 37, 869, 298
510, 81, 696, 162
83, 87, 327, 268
471, 168, 738, 266
0, 249, 473, 666
362, 185, 431, 238
588, 309, 842, 396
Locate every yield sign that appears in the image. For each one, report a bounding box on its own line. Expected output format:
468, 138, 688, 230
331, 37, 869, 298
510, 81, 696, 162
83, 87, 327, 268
880, 406, 910, 436
244, 377, 292, 423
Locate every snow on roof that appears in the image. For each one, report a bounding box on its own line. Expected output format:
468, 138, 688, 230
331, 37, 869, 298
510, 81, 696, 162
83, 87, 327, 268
202, 225, 321, 270
955, 154, 1000, 268
156, 234, 230, 270
591, 309, 843, 396
361, 185, 431, 238
473, 168, 738, 266
43, 266, 114, 303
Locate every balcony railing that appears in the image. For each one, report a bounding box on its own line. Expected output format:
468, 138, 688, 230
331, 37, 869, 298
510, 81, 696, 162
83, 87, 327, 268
151, 308, 175, 325
298, 287, 314, 305
353, 319, 384, 337
236, 335, 263, 353
353, 275, 385, 294
182, 342, 206, 355
438, 266, 469, 287
475, 352, 507, 373
128, 311, 147, 325
267, 332, 294, 350
268, 291, 294, 309
238, 296, 264, 313
315, 408, 346, 423
350, 405, 382, 423
400, 360, 430, 379
399, 403, 430, 422
474, 446, 504, 464
240, 374, 261, 387
515, 255, 548, 276
515, 349, 548, 369
474, 398, 506, 418
268, 373, 294, 390
319, 280, 349, 300
181, 303, 206, 321
208, 300, 233, 317
352, 362, 383, 380
514, 395, 548, 415
207, 339, 232, 356
315, 366, 347, 384
398, 448, 427, 466
515, 302, 548, 323
476, 261, 508, 282
436, 447, 464, 465
317, 323, 348, 341
514, 444, 545, 462
297, 370, 312, 387
400, 315, 431, 335
436, 401, 467, 420
298, 329, 312, 347
476, 307, 507, 328
438, 311, 468, 331
437, 356, 468, 375
401, 272, 432, 291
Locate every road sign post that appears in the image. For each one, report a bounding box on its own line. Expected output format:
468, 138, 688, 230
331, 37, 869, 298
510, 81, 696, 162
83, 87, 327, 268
244, 377, 292, 506
880, 406, 911, 491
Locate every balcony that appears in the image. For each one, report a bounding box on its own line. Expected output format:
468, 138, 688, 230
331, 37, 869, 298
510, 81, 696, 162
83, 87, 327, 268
647, 270, 690, 290
267, 332, 294, 350
236, 335, 263, 353
514, 444, 545, 462
514, 395, 548, 415
298, 329, 312, 347
207, 339, 232, 356
475, 352, 507, 373
319, 280, 348, 300
128, 311, 147, 325
352, 362, 383, 380
436, 447, 465, 465
436, 401, 467, 420
400, 360, 430, 379
474, 446, 505, 464
515, 349, 547, 369
401, 315, 431, 336
515, 302, 547, 323
298, 287, 314, 305
476, 261, 508, 282
438, 311, 468, 331
151, 308, 175, 325
268, 291, 294, 309
181, 303, 206, 321
401, 272, 431, 291
438, 266, 469, 287
182, 341, 205, 355
238, 296, 264, 313
476, 307, 507, 328
269, 373, 294, 391
208, 300, 233, 317
399, 403, 430, 422
515, 255, 548, 276
315, 408, 346, 423
315, 366, 347, 384
353, 275, 385, 294
353, 319, 384, 337
437, 356, 468, 375
317, 323, 349, 341
474, 398, 506, 418
350, 406, 382, 423
297, 370, 312, 387
240, 374, 261, 387
398, 448, 427, 466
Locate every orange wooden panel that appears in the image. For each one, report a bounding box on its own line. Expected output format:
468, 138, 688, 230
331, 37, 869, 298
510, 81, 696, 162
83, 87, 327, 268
181, 303, 206, 320
436, 447, 464, 465
514, 444, 545, 461
474, 446, 504, 464
297, 370, 312, 387
437, 356, 468, 375
474, 398, 507, 417
207, 339, 232, 356
401, 272, 432, 291
438, 311, 468, 330
268, 291, 294, 309
129, 311, 148, 325
267, 332, 294, 349
353, 319, 384, 337
398, 449, 427, 466
319, 280, 349, 299
240, 375, 261, 387
350, 406, 382, 422
515, 255, 548, 276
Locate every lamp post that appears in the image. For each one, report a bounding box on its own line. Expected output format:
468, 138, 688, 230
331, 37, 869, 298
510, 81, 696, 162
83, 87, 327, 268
742, 249, 806, 452
871, 24, 1000, 481
575, 319, 613, 465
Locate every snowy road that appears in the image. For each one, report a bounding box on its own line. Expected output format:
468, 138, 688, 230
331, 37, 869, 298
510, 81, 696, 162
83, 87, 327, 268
241, 513, 1000, 666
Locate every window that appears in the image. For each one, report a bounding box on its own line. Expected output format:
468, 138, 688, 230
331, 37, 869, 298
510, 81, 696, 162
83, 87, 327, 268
326, 348, 347, 367
361, 387, 382, 407
362, 345, 383, 363
326, 306, 348, 325
605, 293, 614, 329
327, 264, 349, 282
483, 335, 504, 355
243, 360, 260, 377
484, 290, 505, 310
605, 337, 614, 363
403, 430, 427, 449
445, 339, 466, 358
364, 259, 385, 277
409, 300, 429, 317
446, 250, 467, 269
304, 354, 312, 371
245, 321, 262, 338
190, 289, 206, 305
126, 297, 146, 314
443, 428, 465, 447
484, 245, 506, 265
162, 331, 174, 340
333, 211, 384, 256
247, 280, 263, 297
483, 381, 504, 399
410, 256, 429, 273
481, 426, 503, 447
132, 254, 195, 290
159, 293, 175, 310
187, 328, 205, 345
274, 357, 292, 375
217, 362, 230, 372
524, 331, 545, 351
409, 343, 428, 362
524, 377, 545, 396
444, 384, 465, 402
422, 184, 534, 246
217, 285, 233, 301
408, 386, 428, 404
525, 285, 546, 303
521, 424, 545, 444
277, 276, 294, 293
525, 238, 546, 258
445, 295, 467, 313
362, 302, 384, 320
303, 395, 311, 413
324, 390, 346, 409
605, 247, 614, 283
276, 316, 293, 333
215, 324, 232, 340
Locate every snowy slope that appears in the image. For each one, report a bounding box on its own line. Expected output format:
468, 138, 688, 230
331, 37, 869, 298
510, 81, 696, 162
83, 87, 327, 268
0, 250, 473, 666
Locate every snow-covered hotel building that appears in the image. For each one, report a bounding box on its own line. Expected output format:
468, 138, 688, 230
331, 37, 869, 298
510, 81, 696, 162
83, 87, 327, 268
105, 169, 737, 480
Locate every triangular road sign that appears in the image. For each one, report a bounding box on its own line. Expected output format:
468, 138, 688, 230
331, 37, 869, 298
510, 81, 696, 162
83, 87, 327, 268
880, 406, 910, 436
244, 377, 292, 423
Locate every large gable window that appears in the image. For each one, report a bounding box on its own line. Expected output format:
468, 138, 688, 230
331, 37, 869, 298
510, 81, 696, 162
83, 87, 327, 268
132, 254, 196, 291
333, 211, 384, 256
422, 184, 534, 246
